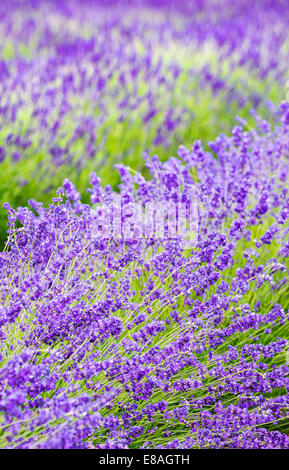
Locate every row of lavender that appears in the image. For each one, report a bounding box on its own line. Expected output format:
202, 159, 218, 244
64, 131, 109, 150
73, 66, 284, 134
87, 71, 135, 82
1, 101, 289, 448
0, 0, 289, 246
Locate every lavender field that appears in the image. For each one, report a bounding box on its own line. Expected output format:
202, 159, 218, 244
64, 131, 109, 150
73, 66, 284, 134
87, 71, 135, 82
1, 0, 289, 450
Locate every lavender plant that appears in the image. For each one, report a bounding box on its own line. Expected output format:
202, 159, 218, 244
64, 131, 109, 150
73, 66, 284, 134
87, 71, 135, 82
1, 101, 289, 448
0, 0, 289, 245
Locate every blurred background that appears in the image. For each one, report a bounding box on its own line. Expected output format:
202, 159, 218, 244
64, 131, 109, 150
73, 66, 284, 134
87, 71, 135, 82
0, 0, 288, 246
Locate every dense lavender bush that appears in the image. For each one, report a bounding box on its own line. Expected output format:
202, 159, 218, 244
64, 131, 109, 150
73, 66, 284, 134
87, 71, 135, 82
1, 102, 289, 448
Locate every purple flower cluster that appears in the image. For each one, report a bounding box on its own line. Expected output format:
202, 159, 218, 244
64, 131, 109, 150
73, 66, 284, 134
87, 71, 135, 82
1, 101, 289, 448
